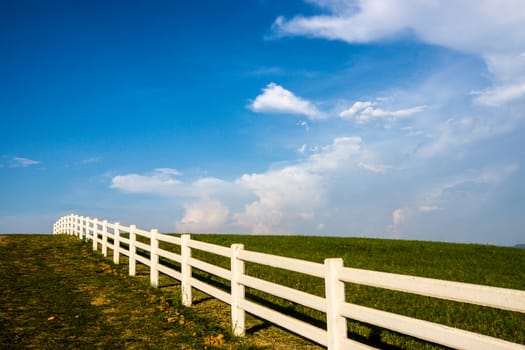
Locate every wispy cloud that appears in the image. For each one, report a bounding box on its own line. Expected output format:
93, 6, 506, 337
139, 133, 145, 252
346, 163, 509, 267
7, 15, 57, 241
249, 82, 322, 119
474, 81, 525, 107
339, 101, 373, 119
416, 115, 516, 158
81, 156, 102, 164
339, 100, 425, 124
10, 157, 41, 168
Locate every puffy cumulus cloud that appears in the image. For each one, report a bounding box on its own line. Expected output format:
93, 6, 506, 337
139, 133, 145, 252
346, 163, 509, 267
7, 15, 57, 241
176, 199, 230, 233
109, 143, 520, 241
233, 136, 365, 233
249, 83, 321, 119
234, 166, 323, 234
307, 136, 362, 171
111, 136, 385, 235
110, 168, 183, 196
111, 169, 241, 200
274, 0, 525, 105
339, 100, 425, 124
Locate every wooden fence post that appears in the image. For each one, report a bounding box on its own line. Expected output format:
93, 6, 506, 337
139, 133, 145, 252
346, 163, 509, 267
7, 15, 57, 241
129, 225, 137, 277
113, 222, 120, 264
181, 234, 192, 306
150, 229, 159, 288
102, 220, 108, 257
325, 258, 346, 350
92, 218, 98, 251
231, 243, 245, 336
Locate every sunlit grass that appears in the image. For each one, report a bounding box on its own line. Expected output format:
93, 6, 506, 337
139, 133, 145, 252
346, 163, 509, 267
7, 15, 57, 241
185, 234, 525, 348
12, 233, 522, 349
0, 234, 260, 350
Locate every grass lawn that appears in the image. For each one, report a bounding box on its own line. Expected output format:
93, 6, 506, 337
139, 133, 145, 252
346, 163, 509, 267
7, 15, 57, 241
186, 234, 525, 348
0, 234, 259, 350
3, 232, 523, 349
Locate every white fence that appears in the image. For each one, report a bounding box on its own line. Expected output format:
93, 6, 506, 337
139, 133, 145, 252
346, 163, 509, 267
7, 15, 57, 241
53, 214, 525, 350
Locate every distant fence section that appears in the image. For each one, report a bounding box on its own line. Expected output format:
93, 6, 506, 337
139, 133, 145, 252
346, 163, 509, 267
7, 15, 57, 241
53, 214, 525, 350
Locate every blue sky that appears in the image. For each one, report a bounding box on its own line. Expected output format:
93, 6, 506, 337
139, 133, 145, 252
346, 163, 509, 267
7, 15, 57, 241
1, 0, 525, 245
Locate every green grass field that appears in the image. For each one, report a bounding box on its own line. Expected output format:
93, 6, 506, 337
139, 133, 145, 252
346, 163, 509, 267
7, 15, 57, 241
183, 234, 525, 348
1, 233, 524, 349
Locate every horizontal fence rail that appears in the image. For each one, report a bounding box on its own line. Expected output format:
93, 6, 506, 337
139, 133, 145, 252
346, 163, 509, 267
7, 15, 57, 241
53, 214, 525, 350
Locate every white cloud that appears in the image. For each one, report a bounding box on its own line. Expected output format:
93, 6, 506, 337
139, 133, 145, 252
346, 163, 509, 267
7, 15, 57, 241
249, 82, 321, 119
357, 161, 389, 173
388, 207, 411, 238
419, 205, 443, 213
274, 0, 525, 56
417, 164, 519, 214
297, 144, 307, 154
339, 101, 373, 118
154, 168, 182, 176
339, 100, 425, 124
392, 207, 410, 226
11, 157, 40, 168
176, 199, 230, 233
274, 0, 525, 105
359, 105, 425, 122
296, 120, 310, 130
386, 164, 518, 239
110, 168, 183, 195
416, 116, 516, 158
234, 165, 324, 234
474, 81, 525, 107
111, 136, 373, 235
232, 136, 375, 233
109, 135, 520, 242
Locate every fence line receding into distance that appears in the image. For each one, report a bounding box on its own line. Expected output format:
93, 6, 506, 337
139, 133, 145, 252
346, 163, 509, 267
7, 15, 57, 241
53, 214, 525, 350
